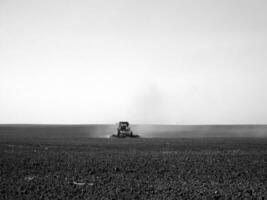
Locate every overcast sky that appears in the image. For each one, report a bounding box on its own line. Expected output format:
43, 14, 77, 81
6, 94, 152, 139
0, 0, 267, 124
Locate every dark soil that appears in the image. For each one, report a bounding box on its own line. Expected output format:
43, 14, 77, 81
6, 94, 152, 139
0, 138, 266, 199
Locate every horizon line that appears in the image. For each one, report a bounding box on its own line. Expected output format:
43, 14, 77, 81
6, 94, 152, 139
1, 123, 267, 126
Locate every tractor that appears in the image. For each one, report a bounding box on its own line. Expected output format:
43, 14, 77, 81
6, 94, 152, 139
112, 122, 139, 138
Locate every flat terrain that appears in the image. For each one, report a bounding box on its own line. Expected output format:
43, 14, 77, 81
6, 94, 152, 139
0, 138, 266, 199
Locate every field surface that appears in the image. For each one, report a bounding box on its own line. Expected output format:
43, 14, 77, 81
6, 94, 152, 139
0, 137, 266, 199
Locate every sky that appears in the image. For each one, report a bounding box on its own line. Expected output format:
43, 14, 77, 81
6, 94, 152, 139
0, 0, 267, 124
